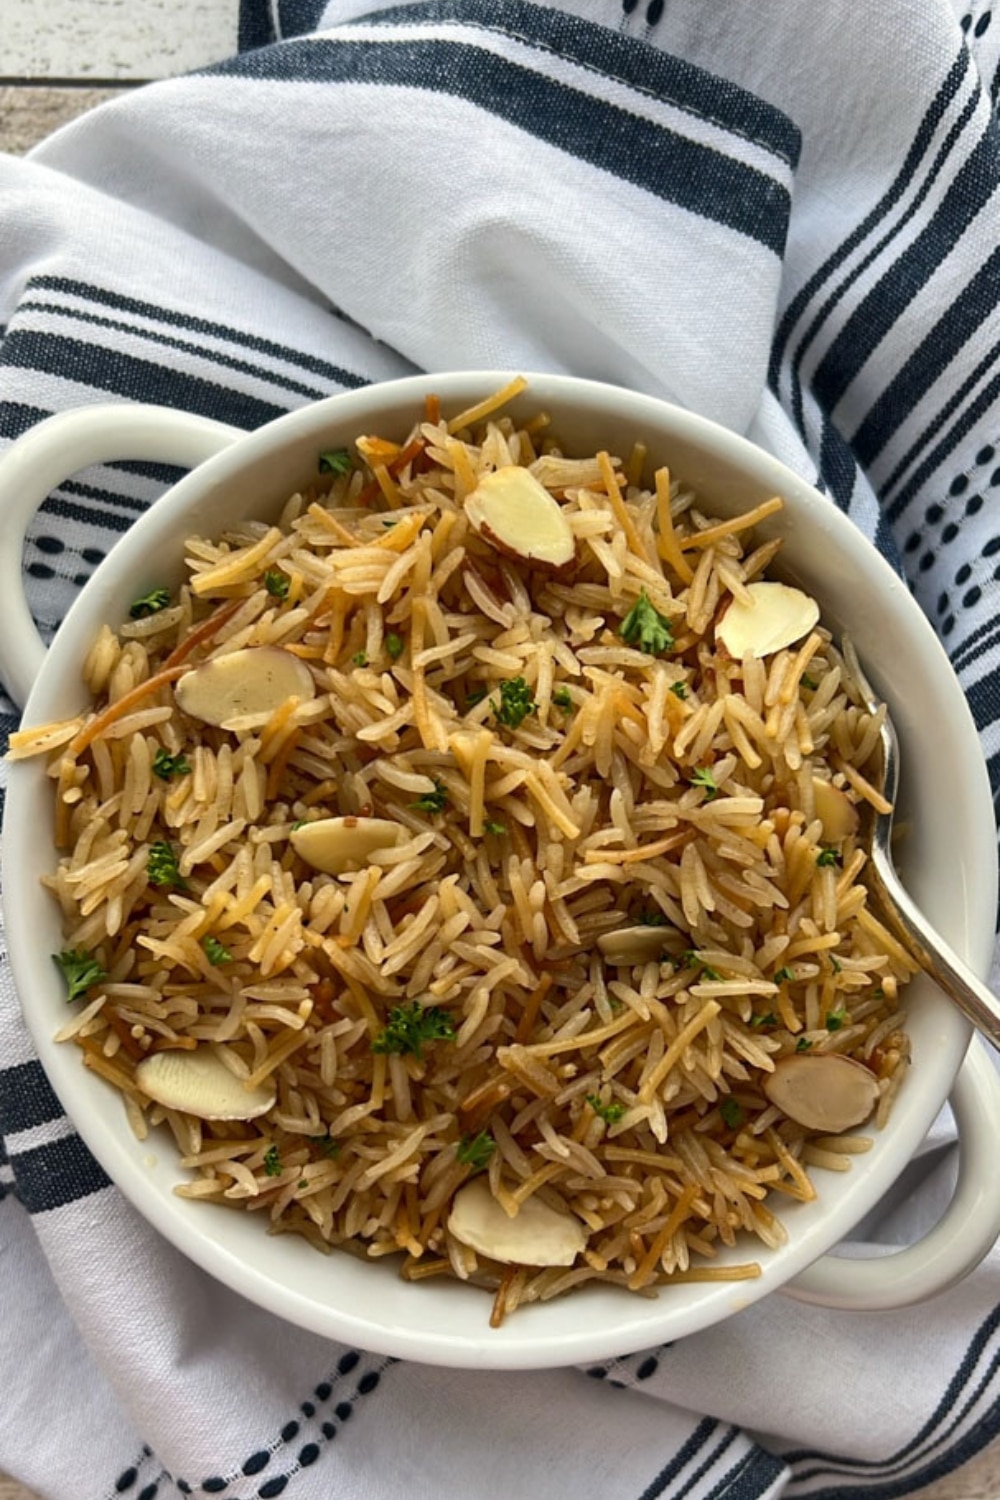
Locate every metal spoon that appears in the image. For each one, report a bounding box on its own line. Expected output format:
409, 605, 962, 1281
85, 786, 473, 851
844, 641, 1000, 1049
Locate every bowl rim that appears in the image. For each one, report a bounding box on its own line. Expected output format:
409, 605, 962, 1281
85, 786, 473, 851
4, 370, 994, 1367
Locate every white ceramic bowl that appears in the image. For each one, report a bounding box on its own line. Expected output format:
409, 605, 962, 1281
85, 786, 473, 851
2, 372, 999, 1369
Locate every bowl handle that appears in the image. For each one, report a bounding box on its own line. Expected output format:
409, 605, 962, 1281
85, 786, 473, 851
0, 404, 242, 709
781, 1041, 1000, 1310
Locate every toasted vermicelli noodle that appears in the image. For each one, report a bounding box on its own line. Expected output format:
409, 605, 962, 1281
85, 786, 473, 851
13, 380, 915, 1324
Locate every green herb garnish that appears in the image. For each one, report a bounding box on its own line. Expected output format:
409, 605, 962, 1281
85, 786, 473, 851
411, 779, 448, 814
352, 651, 368, 667
318, 447, 352, 475
682, 950, 722, 981
670, 681, 688, 700
720, 1098, 744, 1129
483, 820, 506, 836
689, 766, 718, 799
147, 840, 185, 889
750, 1012, 777, 1029
385, 632, 405, 660
816, 847, 840, 867
319, 1135, 341, 1158
801, 674, 819, 690
263, 1145, 282, 1176
371, 1002, 456, 1059
637, 911, 667, 927
465, 687, 489, 708
587, 1094, 627, 1125
53, 949, 107, 1004
552, 686, 573, 710
203, 935, 232, 966
264, 569, 290, 599
826, 1009, 847, 1031
456, 1131, 496, 1171
830, 955, 843, 974
774, 966, 795, 984
152, 748, 191, 781
129, 588, 170, 619
795, 1036, 813, 1052
619, 589, 674, 655
491, 676, 537, 730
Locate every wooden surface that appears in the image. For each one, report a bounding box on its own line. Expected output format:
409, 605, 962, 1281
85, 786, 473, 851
3, 4, 1000, 1497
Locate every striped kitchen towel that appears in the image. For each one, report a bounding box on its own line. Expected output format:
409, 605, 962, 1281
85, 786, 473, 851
2, 2, 1000, 1497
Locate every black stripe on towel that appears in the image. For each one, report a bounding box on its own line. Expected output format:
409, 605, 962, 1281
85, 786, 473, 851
0, 1060, 66, 1137
808, 125, 1000, 417
9, 1133, 111, 1213
204, 36, 794, 253
363, 0, 800, 165
25, 276, 369, 391
768, 47, 970, 383
850, 241, 1000, 469
0, 331, 290, 431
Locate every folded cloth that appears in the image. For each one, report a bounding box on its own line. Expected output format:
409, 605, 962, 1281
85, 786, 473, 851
2, 2, 1000, 1496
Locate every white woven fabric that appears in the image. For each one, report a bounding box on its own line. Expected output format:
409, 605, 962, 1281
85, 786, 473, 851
2, 3, 1000, 1495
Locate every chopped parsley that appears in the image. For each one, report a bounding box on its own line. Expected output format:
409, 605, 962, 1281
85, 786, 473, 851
750, 1012, 777, 1029
290, 819, 307, 832
552, 686, 573, 710
619, 589, 674, 655
385, 632, 405, 660
456, 1130, 496, 1171
203, 935, 232, 966
411, 779, 448, 814
719, 1098, 744, 1129
830, 955, 843, 974
465, 686, 489, 708
147, 840, 185, 889
774, 966, 795, 984
129, 587, 170, 619
826, 1009, 847, 1031
872, 985, 885, 998
491, 676, 537, 730
816, 847, 840, 867
264, 569, 290, 599
318, 447, 352, 475
682, 950, 722, 981
689, 766, 718, 799
263, 1145, 282, 1176
152, 748, 191, 781
801, 674, 819, 690
670, 681, 688, 700
483, 820, 506, 836
319, 1135, 341, 1159
352, 651, 368, 667
53, 949, 107, 1004
371, 1002, 456, 1059
795, 1036, 813, 1052
637, 910, 667, 927
587, 1094, 626, 1125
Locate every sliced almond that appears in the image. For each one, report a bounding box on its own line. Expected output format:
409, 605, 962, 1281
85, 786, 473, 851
175, 646, 315, 728
598, 925, 674, 965
136, 1049, 276, 1121
763, 1053, 879, 1134
447, 1177, 587, 1267
716, 582, 819, 659
812, 777, 859, 842
290, 815, 404, 875
465, 465, 576, 571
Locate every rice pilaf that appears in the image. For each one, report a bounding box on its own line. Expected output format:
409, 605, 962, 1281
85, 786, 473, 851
11, 378, 915, 1325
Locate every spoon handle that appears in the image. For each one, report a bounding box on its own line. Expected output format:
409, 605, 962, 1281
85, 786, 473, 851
869, 857, 1000, 1051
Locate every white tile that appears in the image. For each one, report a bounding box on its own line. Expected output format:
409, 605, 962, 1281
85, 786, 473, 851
1, 0, 241, 81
